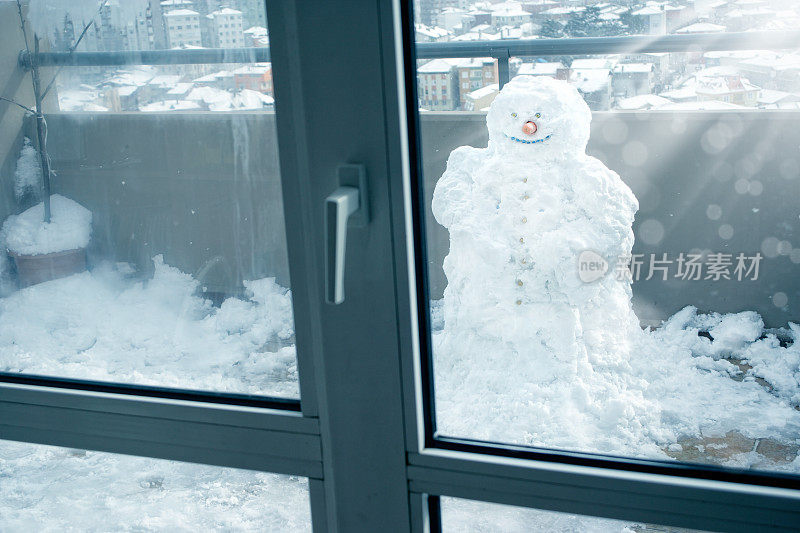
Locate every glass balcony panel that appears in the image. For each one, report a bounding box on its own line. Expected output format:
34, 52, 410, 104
0, 2, 298, 399
413, 3, 800, 474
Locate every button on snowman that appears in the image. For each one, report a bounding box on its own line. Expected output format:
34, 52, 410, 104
432, 76, 640, 377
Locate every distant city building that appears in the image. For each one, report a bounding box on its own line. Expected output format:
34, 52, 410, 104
695, 72, 761, 107
490, 5, 532, 28
193, 69, 236, 90
163, 9, 202, 48
414, 23, 450, 42
665, 3, 695, 32
453, 57, 498, 107
437, 7, 472, 32
463, 83, 499, 111
571, 68, 613, 111
417, 59, 458, 110
738, 54, 800, 92
417, 0, 463, 27
230, 0, 267, 29
243, 26, 269, 47
206, 8, 245, 48
520, 0, 559, 16
631, 5, 667, 35
612, 63, 655, 99
233, 63, 273, 94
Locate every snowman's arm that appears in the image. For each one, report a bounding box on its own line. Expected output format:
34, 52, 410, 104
573, 158, 639, 258
431, 146, 480, 229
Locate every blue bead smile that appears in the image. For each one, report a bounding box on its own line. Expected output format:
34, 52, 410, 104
506, 134, 552, 145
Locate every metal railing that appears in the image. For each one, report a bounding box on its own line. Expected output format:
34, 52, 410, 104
417, 30, 800, 88
20, 30, 800, 89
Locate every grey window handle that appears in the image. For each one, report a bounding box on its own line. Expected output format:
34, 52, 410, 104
325, 187, 358, 304
325, 165, 368, 305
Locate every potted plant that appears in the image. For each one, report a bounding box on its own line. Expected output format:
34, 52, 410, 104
0, 0, 106, 287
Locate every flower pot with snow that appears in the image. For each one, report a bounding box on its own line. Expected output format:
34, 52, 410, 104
1, 195, 92, 287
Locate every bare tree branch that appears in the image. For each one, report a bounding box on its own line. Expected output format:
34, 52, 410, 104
41, 0, 110, 101
15, 0, 32, 59
0, 96, 35, 114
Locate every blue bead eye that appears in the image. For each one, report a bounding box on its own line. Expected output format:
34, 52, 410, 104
511, 112, 517, 118
535, 113, 541, 118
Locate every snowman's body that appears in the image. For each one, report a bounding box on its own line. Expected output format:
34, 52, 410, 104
433, 76, 640, 378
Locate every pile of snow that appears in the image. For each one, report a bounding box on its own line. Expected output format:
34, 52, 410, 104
13, 137, 41, 201
0, 440, 311, 532
0, 256, 298, 396
1, 195, 92, 255
0, 254, 797, 527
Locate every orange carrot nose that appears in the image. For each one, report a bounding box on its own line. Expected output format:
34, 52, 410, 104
522, 121, 537, 135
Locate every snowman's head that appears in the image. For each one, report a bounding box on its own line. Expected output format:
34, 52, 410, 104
486, 75, 591, 160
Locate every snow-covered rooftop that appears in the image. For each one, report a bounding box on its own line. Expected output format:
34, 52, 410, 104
193, 70, 234, 83
115, 85, 139, 97
633, 6, 664, 16
167, 83, 194, 96
104, 69, 156, 88
571, 68, 611, 93
542, 6, 584, 15
739, 54, 800, 71
616, 94, 670, 110
418, 59, 455, 74
676, 22, 727, 33
613, 63, 654, 74
233, 64, 271, 75
244, 26, 268, 36
148, 75, 183, 88
466, 83, 499, 100
571, 58, 617, 70
448, 57, 495, 68
696, 75, 759, 95
163, 8, 198, 17
186, 86, 232, 105
658, 100, 747, 110
140, 100, 202, 112
758, 89, 800, 105
516, 62, 566, 76
659, 86, 697, 101
209, 8, 242, 16
451, 31, 500, 41
415, 24, 449, 40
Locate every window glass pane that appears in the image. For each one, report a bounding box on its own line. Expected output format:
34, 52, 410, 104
413, 5, 800, 473
440, 497, 709, 532
0, 3, 298, 398
0, 439, 310, 531
414, 1, 795, 41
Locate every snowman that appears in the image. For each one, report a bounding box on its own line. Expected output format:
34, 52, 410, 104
432, 75, 641, 379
